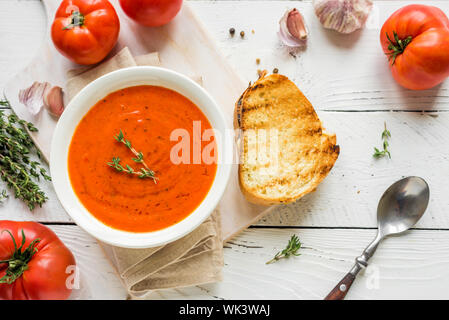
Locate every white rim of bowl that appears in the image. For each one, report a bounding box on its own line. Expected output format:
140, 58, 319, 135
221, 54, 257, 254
50, 66, 233, 248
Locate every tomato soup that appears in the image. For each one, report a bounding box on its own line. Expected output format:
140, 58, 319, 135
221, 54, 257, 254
68, 85, 217, 233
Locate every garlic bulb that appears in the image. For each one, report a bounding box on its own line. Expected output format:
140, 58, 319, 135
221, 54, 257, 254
313, 0, 373, 34
278, 8, 308, 47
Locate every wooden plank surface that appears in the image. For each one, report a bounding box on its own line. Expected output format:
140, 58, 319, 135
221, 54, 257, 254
51, 225, 127, 300
0, 0, 46, 90
2, 0, 449, 299
56, 225, 449, 300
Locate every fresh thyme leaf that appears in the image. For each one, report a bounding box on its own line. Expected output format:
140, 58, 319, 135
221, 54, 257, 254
0, 99, 50, 210
266, 235, 301, 264
138, 168, 156, 179
108, 157, 125, 172
373, 122, 391, 159
132, 152, 143, 163
0, 100, 10, 107
373, 147, 384, 158
108, 130, 158, 183
382, 127, 391, 140
0, 189, 8, 202
114, 130, 124, 142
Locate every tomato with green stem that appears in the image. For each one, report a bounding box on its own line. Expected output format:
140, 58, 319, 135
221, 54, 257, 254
51, 0, 120, 65
0, 221, 76, 300
380, 4, 449, 90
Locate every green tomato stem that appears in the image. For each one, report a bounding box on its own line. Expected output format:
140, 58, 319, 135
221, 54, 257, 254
63, 11, 85, 30
386, 31, 413, 65
0, 230, 40, 284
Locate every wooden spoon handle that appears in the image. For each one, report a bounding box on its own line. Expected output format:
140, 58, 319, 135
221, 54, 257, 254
324, 272, 356, 300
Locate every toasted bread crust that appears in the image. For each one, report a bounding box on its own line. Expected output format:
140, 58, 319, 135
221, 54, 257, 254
235, 73, 340, 205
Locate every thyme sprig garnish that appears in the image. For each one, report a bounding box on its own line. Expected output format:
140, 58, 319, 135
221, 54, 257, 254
0, 99, 51, 210
266, 235, 301, 264
373, 122, 391, 159
107, 130, 158, 183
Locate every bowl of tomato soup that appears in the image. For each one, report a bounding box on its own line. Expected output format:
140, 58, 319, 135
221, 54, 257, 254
51, 67, 232, 248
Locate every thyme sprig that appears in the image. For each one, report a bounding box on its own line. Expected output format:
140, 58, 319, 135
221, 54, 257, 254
373, 122, 391, 159
0, 99, 51, 210
266, 235, 301, 264
108, 130, 158, 183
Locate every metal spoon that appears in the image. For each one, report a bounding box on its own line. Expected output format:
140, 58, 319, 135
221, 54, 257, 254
324, 176, 430, 300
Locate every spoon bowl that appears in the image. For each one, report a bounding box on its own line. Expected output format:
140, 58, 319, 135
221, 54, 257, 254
377, 176, 430, 237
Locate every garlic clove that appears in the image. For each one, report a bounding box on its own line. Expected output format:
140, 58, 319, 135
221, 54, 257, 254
279, 8, 308, 47
43, 86, 65, 118
287, 9, 308, 40
18, 81, 51, 116
313, 0, 373, 34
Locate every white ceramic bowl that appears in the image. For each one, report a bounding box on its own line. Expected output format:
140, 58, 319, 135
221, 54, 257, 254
51, 66, 232, 248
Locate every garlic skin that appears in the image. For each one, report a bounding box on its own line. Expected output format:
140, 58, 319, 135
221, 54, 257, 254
313, 0, 373, 34
279, 8, 308, 47
19, 82, 51, 115
43, 86, 65, 118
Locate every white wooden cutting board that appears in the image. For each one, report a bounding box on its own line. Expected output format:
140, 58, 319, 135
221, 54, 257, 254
3, 0, 273, 242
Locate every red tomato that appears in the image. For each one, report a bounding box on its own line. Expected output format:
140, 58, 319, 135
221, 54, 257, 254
0, 221, 76, 300
51, 0, 120, 65
119, 0, 183, 27
380, 4, 449, 90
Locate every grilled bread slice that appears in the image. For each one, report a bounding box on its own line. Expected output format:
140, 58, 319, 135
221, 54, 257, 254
235, 73, 339, 205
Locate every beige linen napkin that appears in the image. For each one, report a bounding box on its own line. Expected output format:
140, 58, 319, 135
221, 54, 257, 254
65, 47, 223, 299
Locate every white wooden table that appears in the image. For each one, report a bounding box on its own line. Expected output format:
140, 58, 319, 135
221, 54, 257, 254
1, 0, 449, 299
